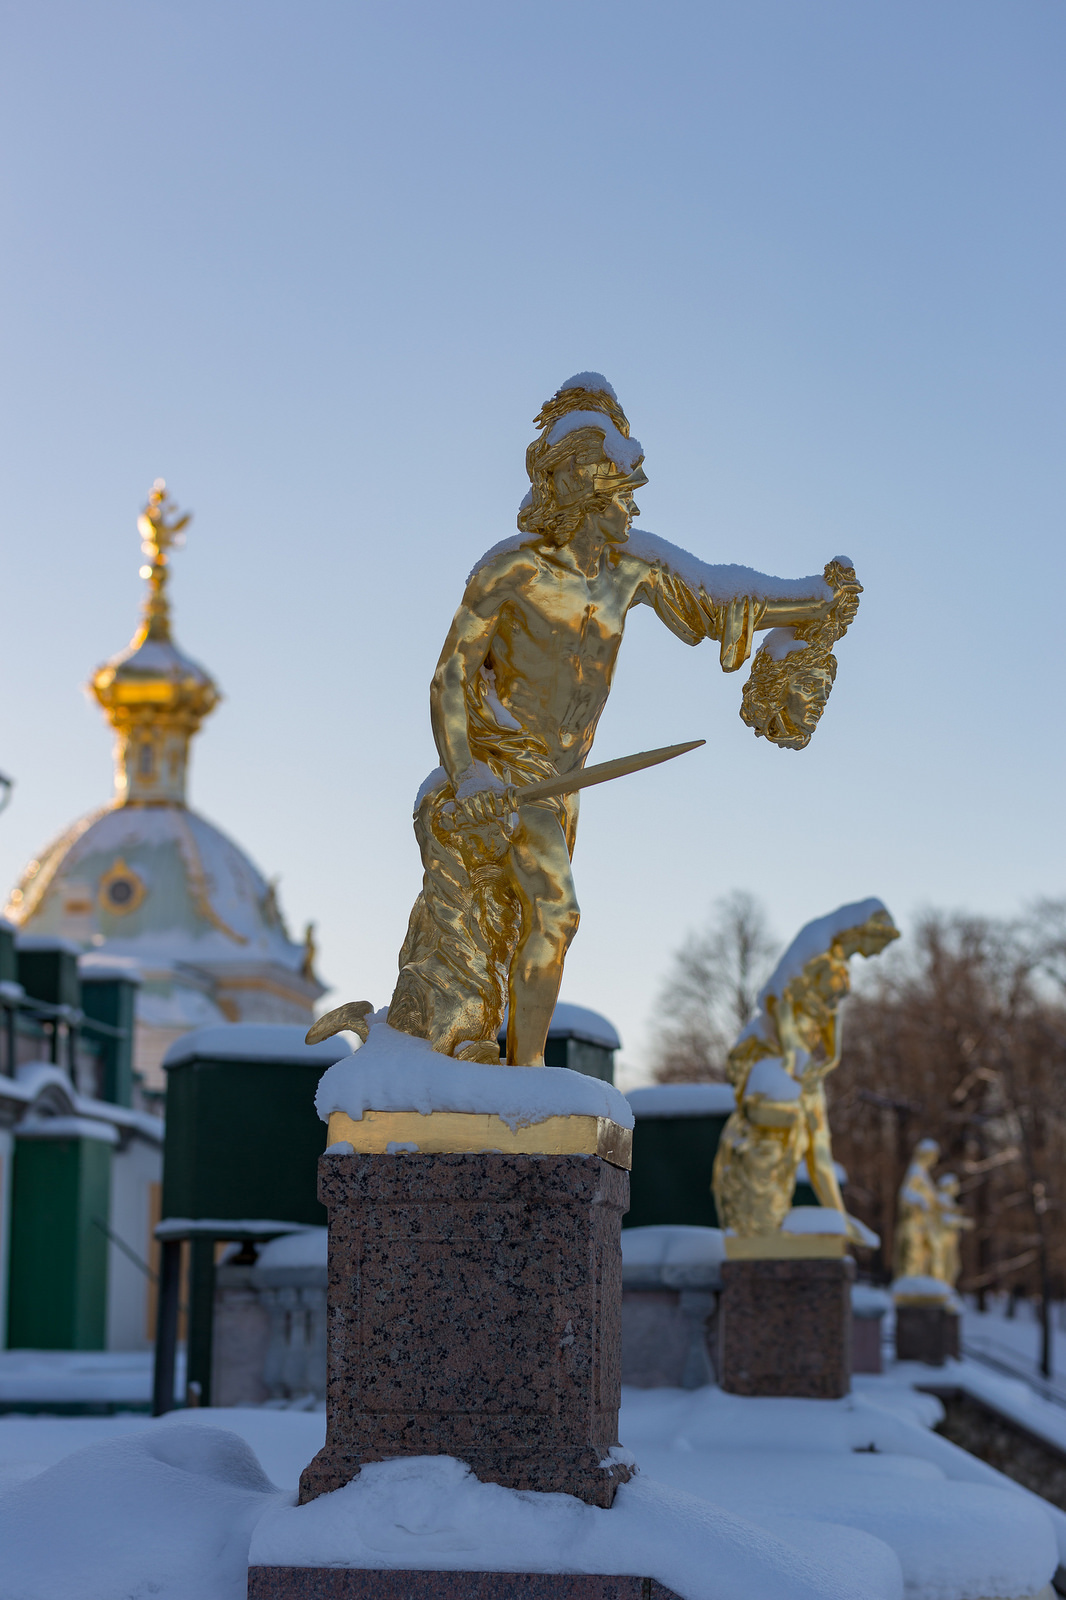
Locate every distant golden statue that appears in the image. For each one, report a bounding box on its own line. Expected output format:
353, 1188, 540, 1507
893, 1142, 972, 1286
931, 1174, 972, 1289
314, 374, 863, 1064
713, 900, 899, 1242
893, 1138, 941, 1278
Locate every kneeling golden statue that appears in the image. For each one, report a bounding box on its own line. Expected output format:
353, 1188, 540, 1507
712, 900, 899, 1249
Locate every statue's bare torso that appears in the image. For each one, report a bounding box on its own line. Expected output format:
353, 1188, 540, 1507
444, 542, 653, 775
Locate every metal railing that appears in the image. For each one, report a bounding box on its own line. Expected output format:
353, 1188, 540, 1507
0, 987, 129, 1083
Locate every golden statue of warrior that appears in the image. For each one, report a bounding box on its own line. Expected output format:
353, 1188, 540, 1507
315, 375, 863, 1065
713, 900, 899, 1242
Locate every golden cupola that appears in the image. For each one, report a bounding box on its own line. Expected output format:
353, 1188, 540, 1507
90, 480, 219, 806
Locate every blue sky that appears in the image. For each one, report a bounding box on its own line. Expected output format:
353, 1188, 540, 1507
2, 1, 1063, 1083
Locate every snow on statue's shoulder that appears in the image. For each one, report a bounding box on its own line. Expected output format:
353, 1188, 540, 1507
735, 898, 891, 1052
467, 528, 834, 600
624, 529, 833, 605
315, 1017, 633, 1131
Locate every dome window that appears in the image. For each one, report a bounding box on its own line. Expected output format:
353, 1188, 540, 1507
98, 859, 147, 917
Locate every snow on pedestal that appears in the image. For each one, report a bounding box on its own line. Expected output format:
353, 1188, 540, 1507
782, 1206, 880, 1250
251, 1454, 903, 1600
621, 1226, 726, 1288
781, 1207, 848, 1236
314, 1014, 632, 1131
892, 1278, 962, 1367
892, 1275, 959, 1307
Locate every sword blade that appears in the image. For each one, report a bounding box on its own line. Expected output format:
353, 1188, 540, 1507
516, 739, 705, 804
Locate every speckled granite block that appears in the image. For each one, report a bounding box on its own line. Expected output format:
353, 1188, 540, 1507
298, 1152, 631, 1509
895, 1305, 960, 1367
717, 1257, 854, 1398
247, 1573, 682, 1599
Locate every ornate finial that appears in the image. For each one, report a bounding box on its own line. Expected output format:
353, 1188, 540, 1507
88, 481, 218, 807
136, 479, 192, 643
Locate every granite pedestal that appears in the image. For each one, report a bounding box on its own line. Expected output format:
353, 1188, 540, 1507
895, 1304, 960, 1366
717, 1256, 854, 1398
851, 1310, 884, 1374
248, 1574, 681, 1599
298, 1151, 632, 1509
620, 1289, 716, 1389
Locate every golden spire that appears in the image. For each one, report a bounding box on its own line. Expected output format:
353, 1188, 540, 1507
90, 481, 220, 807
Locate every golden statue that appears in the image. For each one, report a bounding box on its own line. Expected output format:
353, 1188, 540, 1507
136, 479, 192, 630
931, 1173, 972, 1288
893, 1142, 972, 1286
314, 375, 863, 1066
893, 1138, 941, 1278
713, 900, 899, 1243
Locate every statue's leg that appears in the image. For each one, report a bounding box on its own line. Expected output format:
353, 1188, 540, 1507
505, 802, 580, 1066
803, 1087, 848, 1213
388, 787, 519, 1056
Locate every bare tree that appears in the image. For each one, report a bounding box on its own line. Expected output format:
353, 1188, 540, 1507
649, 892, 778, 1082
1026, 898, 1066, 997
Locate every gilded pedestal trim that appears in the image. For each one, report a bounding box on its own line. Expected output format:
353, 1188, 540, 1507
724, 1232, 849, 1261
326, 1109, 632, 1170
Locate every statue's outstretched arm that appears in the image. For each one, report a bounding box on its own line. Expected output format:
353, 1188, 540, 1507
628, 539, 850, 674
757, 594, 835, 630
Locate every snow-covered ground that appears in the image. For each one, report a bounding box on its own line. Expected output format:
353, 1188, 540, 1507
0, 1369, 1062, 1600
0, 1348, 185, 1409
963, 1298, 1066, 1397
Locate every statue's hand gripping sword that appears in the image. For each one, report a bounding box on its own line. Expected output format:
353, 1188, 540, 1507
438, 738, 706, 831
305, 739, 705, 1047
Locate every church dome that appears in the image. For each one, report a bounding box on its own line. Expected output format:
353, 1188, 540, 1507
4, 482, 323, 1090
8, 804, 316, 993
